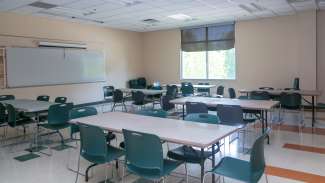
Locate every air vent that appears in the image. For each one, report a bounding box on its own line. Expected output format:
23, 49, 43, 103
142, 19, 159, 24
29, 1, 57, 9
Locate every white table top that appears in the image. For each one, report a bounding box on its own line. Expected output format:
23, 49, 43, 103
119, 88, 165, 95
163, 84, 217, 89
170, 97, 279, 110
71, 112, 238, 148
1, 99, 56, 113
239, 89, 321, 97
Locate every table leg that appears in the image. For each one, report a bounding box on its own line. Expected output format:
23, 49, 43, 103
312, 96, 315, 128
200, 148, 205, 183
265, 110, 270, 144
211, 144, 216, 183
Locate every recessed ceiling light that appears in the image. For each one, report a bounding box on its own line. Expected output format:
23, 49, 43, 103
168, 14, 192, 21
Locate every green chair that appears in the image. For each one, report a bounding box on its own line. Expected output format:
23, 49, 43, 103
181, 83, 194, 97
54, 96, 67, 103
103, 86, 114, 100
167, 113, 220, 182
0, 95, 15, 101
244, 91, 271, 123
39, 103, 73, 151
131, 91, 152, 110
6, 104, 34, 135
228, 88, 236, 99
111, 89, 127, 112
122, 129, 182, 182
280, 92, 304, 127
202, 129, 270, 183
75, 124, 124, 183
37, 95, 50, 101
0, 103, 7, 138
197, 82, 210, 96
217, 85, 225, 96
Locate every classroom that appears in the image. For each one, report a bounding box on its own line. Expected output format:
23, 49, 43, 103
0, 0, 324, 183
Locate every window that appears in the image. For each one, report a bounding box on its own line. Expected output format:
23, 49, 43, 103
181, 24, 236, 80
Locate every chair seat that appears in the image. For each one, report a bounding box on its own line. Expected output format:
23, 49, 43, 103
127, 159, 182, 180
167, 145, 215, 164
10, 117, 34, 127
39, 123, 70, 130
82, 145, 124, 164
210, 156, 263, 183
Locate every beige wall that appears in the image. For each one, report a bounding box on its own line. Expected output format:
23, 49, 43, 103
317, 11, 325, 103
0, 12, 143, 104
142, 11, 317, 97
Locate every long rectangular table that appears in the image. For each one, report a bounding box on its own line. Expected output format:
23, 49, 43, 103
170, 97, 279, 143
164, 84, 217, 89
71, 112, 239, 183
1, 99, 56, 154
239, 89, 322, 127
119, 88, 165, 96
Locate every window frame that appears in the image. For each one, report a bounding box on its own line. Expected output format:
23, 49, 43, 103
180, 25, 237, 81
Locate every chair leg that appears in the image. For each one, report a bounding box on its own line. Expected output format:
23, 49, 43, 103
111, 103, 116, 112
265, 173, 269, 183
184, 163, 188, 183
75, 153, 81, 183
105, 163, 109, 183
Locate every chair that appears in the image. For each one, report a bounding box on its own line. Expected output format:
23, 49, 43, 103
217, 85, 225, 96
6, 104, 34, 135
137, 77, 147, 89
131, 91, 152, 110
0, 103, 7, 138
39, 103, 73, 152
37, 95, 50, 101
128, 79, 139, 89
54, 96, 67, 104
0, 95, 15, 101
181, 83, 194, 97
259, 87, 274, 90
161, 95, 175, 111
167, 113, 220, 182
166, 85, 178, 99
203, 130, 270, 183
184, 113, 219, 124
228, 88, 236, 99
280, 92, 304, 126
111, 89, 127, 112
103, 86, 114, 100
122, 129, 182, 182
244, 91, 271, 122
197, 83, 210, 96
75, 124, 124, 183
186, 102, 208, 114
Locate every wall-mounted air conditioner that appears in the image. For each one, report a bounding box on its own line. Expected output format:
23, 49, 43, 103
38, 41, 87, 49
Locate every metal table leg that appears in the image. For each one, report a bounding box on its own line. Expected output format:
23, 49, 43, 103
312, 96, 315, 128
211, 144, 216, 183
200, 148, 205, 183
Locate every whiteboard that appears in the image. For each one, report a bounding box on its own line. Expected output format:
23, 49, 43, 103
6, 47, 106, 87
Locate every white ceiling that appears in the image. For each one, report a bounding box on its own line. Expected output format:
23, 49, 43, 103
0, 0, 323, 32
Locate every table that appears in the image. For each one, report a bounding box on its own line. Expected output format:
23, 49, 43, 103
71, 112, 239, 183
239, 89, 322, 127
170, 97, 279, 143
119, 88, 165, 96
1, 99, 56, 154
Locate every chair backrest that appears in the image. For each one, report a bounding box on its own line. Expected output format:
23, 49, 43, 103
136, 109, 167, 118
103, 86, 114, 99
48, 103, 73, 125
129, 79, 139, 89
0, 103, 6, 124
161, 95, 175, 111
132, 91, 145, 105
79, 124, 108, 163
293, 77, 300, 90
186, 102, 208, 114
250, 129, 270, 182
113, 89, 124, 103
137, 77, 147, 89
259, 87, 274, 90
185, 113, 219, 124
123, 129, 163, 175
280, 92, 302, 109
181, 84, 194, 97
6, 104, 17, 127
216, 104, 244, 126
54, 97, 67, 104
69, 107, 98, 137
37, 95, 50, 101
0, 95, 15, 101
250, 91, 271, 100
228, 88, 236, 99
197, 82, 210, 93
166, 85, 178, 99
217, 85, 224, 95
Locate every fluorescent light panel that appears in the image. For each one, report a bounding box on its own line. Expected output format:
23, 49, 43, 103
168, 14, 192, 20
